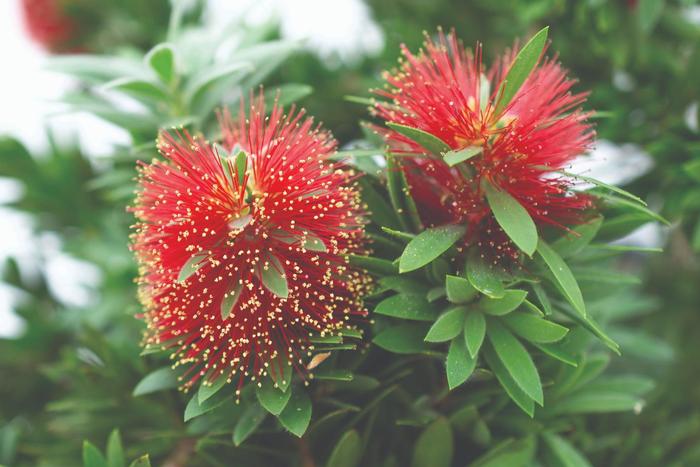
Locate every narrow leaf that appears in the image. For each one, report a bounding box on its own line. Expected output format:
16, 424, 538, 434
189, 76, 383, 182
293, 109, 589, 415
133, 367, 178, 396
399, 224, 466, 273
178, 252, 207, 283
467, 252, 505, 298
106, 429, 126, 467
464, 312, 486, 358
374, 323, 430, 354
536, 240, 586, 317
375, 294, 438, 321
445, 275, 478, 303
444, 146, 481, 166
145, 43, 175, 83
542, 432, 593, 467
233, 402, 267, 446
561, 170, 646, 206
477, 290, 528, 316
411, 417, 453, 467
484, 181, 538, 256
261, 254, 288, 298
387, 123, 451, 156
551, 217, 603, 258
327, 430, 362, 467
425, 307, 467, 342
483, 344, 535, 416
446, 337, 476, 389
256, 381, 292, 416
278, 389, 312, 437
494, 27, 549, 115
503, 312, 569, 343
83, 441, 107, 467
220, 282, 243, 320
198, 375, 228, 404
487, 320, 543, 405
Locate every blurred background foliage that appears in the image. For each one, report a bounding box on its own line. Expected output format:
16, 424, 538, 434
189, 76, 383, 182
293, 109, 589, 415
0, 0, 699, 465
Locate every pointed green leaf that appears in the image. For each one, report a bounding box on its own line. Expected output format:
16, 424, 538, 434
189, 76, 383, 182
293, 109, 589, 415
411, 417, 453, 467
387, 123, 451, 156
261, 254, 288, 298
427, 286, 447, 303
467, 254, 505, 299
484, 181, 538, 256
178, 252, 208, 283
327, 430, 362, 467
551, 217, 603, 258
477, 290, 528, 316
446, 336, 476, 389
83, 441, 107, 467
375, 294, 438, 321
483, 344, 535, 416
487, 320, 543, 405
234, 150, 247, 186
445, 275, 478, 303
471, 437, 536, 467
269, 357, 293, 392
532, 341, 578, 367
102, 78, 168, 102
220, 282, 243, 320
302, 230, 327, 252
313, 368, 354, 381
425, 307, 467, 343
560, 170, 646, 206
347, 254, 398, 275
198, 375, 228, 404
278, 389, 312, 437
145, 43, 175, 84
592, 189, 669, 225
536, 240, 586, 317
106, 430, 126, 467
464, 312, 486, 358
494, 26, 548, 115
542, 432, 593, 467
444, 146, 481, 166
256, 381, 292, 416
399, 224, 466, 273
233, 402, 267, 446
374, 323, 430, 354
133, 367, 178, 396
503, 312, 569, 343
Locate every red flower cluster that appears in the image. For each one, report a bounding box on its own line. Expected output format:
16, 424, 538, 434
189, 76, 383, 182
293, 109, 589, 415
132, 94, 369, 391
20, 0, 76, 52
373, 30, 594, 260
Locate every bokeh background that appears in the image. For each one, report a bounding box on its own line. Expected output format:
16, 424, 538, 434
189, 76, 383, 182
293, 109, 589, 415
0, 0, 698, 465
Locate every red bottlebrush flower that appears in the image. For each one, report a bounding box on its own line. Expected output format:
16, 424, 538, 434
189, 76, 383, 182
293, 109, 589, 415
132, 94, 369, 392
372, 29, 594, 260
20, 0, 76, 53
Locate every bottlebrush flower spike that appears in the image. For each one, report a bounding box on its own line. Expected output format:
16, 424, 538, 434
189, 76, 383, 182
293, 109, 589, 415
20, 0, 76, 53
132, 93, 369, 393
372, 28, 594, 261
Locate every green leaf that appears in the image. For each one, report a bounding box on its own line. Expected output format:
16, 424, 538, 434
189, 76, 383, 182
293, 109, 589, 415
375, 294, 438, 321
314, 368, 354, 381
133, 367, 178, 396
536, 239, 586, 317
551, 217, 603, 258
399, 225, 466, 273
234, 150, 247, 185
256, 381, 292, 416
683, 159, 700, 183
487, 320, 543, 405
178, 252, 208, 283
532, 341, 578, 367
83, 441, 107, 467
532, 283, 553, 315
471, 437, 536, 467
128, 456, 151, 467
261, 254, 288, 299
477, 290, 528, 316
278, 389, 312, 437
411, 417, 453, 467
220, 282, 243, 320
464, 312, 486, 358
560, 171, 646, 206
444, 146, 481, 166
542, 432, 592, 467
269, 357, 293, 393
446, 336, 476, 389
347, 254, 398, 275
106, 430, 126, 467
592, 189, 669, 225
427, 286, 447, 303
326, 430, 362, 467
483, 344, 535, 416
483, 181, 538, 256
198, 375, 228, 404
233, 402, 267, 446
494, 26, 548, 115
387, 123, 451, 156
467, 252, 505, 298
374, 323, 430, 354
550, 390, 641, 415
445, 275, 478, 303
425, 307, 467, 343
186, 62, 253, 115
184, 389, 230, 422
503, 313, 569, 343
101, 78, 169, 103
145, 43, 176, 84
